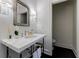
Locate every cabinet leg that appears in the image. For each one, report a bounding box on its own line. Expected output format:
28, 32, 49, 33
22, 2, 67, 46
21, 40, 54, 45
31, 46, 33, 58
20, 54, 22, 58
43, 38, 44, 53
6, 47, 9, 58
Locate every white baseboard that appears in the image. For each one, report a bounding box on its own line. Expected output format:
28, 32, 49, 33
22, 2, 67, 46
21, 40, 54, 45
55, 43, 73, 50
44, 49, 52, 56
72, 48, 77, 58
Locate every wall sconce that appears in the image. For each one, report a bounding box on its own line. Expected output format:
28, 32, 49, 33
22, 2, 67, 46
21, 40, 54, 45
30, 9, 36, 18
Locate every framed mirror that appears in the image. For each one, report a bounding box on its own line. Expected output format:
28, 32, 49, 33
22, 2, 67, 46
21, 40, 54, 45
13, 0, 30, 26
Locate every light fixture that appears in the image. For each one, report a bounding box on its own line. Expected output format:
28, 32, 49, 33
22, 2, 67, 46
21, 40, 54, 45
0, 0, 12, 8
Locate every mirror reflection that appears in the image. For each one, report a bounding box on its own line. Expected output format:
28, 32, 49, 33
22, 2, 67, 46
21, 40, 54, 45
14, 0, 30, 26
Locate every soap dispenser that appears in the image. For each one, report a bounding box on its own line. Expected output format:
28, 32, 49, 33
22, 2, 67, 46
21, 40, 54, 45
14, 30, 19, 39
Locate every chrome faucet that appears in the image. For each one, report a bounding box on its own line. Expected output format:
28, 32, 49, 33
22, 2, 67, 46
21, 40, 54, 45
25, 30, 26, 36
21, 32, 23, 37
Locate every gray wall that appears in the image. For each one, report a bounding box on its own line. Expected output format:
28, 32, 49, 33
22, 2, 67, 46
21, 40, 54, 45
73, 0, 77, 52
53, 1, 74, 49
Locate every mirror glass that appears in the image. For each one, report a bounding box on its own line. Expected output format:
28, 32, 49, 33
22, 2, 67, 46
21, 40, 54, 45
14, 0, 30, 26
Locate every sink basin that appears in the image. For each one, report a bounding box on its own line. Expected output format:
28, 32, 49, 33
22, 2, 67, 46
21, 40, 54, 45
0, 34, 46, 53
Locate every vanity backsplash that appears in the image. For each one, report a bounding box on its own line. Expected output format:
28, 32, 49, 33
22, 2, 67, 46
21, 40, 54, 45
8, 26, 36, 39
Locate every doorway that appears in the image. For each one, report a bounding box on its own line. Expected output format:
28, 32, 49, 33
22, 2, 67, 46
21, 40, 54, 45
52, 0, 76, 57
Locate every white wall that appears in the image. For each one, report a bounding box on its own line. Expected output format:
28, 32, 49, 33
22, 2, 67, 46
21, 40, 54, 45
36, 0, 53, 56
53, 1, 74, 49
0, 5, 13, 57
77, 0, 79, 57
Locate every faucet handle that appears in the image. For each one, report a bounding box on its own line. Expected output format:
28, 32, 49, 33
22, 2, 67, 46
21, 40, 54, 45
25, 30, 26, 36
21, 33, 23, 37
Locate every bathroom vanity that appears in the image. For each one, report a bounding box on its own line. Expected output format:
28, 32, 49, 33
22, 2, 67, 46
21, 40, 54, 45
4, 0, 46, 58
0, 34, 46, 58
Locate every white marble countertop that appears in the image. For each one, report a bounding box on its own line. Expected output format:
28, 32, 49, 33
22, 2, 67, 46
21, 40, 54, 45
0, 34, 46, 53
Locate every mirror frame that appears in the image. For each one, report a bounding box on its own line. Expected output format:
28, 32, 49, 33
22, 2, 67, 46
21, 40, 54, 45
13, 0, 30, 26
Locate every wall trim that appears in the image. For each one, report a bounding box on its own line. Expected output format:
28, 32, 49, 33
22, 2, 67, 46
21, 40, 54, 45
44, 49, 52, 56
72, 48, 77, 58
55, 43, 73, 50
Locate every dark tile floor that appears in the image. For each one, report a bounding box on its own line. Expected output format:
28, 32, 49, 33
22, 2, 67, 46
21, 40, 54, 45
41, 46, 76, 58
